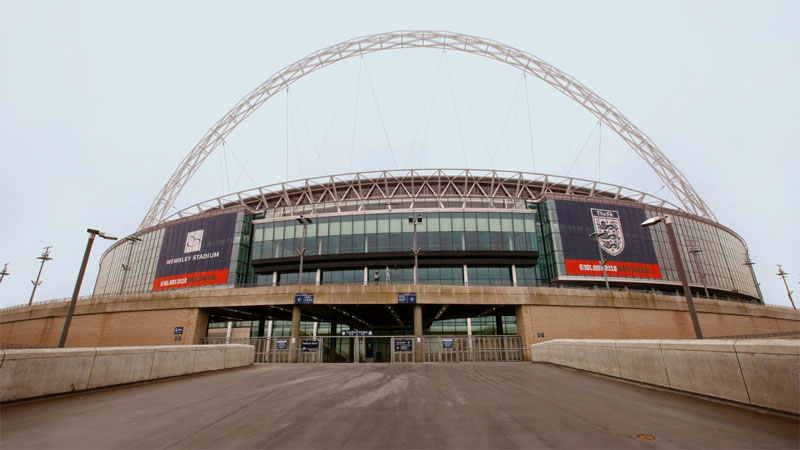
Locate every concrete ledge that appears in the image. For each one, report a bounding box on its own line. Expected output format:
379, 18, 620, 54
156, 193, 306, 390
0, 344, 253, 403
531, 339, 800, 414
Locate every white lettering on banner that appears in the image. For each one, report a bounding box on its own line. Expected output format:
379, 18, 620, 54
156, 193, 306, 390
165, 251, 220, 265
579, 264, 619, 272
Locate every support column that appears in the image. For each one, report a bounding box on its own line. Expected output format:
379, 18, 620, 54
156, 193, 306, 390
495, 315, 504, 335
329, 322, 338, 361
226, 321, 233, 343
466, 317, 474, 361
316, 269, 321, 285
257, 317, 266, 337
266, 320, 273, 338
463, 264, 469, 286
363, 266, 368, 286
290, 306, 301, 363
511, 264, 517, 287
414, 304, 423, 363
312, 322, 318, 338
272, 271, 278, 287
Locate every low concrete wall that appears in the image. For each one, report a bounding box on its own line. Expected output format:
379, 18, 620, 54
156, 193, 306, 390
530, 339, 799, 414
0, 344, 254, 402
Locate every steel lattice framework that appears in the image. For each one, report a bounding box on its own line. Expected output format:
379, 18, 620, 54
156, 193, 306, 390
160, 169, 683, 224
138, 30, 715, 231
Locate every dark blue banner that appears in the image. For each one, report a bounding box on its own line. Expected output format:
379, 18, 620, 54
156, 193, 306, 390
554, 200, 661, 279
153, 213, 237, 290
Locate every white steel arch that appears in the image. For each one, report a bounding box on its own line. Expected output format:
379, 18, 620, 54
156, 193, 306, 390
138, 30, 715, 231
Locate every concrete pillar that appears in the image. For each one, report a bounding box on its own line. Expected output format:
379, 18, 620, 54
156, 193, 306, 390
329, 322, 338, 362
290, 306, 301, 363
266, 320, 273, 338
315, 269, 321, 285
226, 321, 233, 343
257, 317, 266, 337
189, 309, 210, 344
272, 271, 278, 287
414, 304, 423, 363
363, 266, 368, 286
511, 264, 517, 287
312, 322, 318, 338
496, 315, 504, 335
466, 317, 474, 359
463, 264, 469, 286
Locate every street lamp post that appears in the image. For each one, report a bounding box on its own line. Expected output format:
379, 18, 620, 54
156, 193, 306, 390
688, 246, 710, 298
296, 216, 313, 286
642, 215, 703, 339
776, 265, 796, 310
0, 263, 10, 284
588, 232, 610, 290
58, 229, 117, 348
743, 253, 764, 303
409, 214, 423, 285
29, 246, 53, 306
119, 236, 142, 295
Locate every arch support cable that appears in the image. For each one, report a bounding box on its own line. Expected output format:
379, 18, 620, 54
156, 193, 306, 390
139, 31, 714, 231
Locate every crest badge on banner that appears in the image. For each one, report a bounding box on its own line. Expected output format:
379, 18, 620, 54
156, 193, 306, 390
591, 208, 625, 256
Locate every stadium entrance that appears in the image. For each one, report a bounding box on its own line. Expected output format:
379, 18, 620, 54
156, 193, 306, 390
203, 304, 524, 363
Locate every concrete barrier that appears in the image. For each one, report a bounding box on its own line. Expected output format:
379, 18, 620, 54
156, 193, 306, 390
0, 344, 254, 403
531, 339, 800, 414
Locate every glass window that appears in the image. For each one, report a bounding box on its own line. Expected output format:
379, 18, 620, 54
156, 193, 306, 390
329, 217, 341, 236
377, 217, 390, 233
341, 217, 353, 235
365, 215, 377, 233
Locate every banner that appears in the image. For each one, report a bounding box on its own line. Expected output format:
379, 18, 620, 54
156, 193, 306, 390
152, 213, 237, 291
554, 200, 661, 279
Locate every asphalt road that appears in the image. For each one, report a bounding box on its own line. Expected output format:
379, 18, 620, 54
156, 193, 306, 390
1, 363, 797, 449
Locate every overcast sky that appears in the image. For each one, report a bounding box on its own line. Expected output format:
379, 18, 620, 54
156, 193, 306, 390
1, 0, 798, 308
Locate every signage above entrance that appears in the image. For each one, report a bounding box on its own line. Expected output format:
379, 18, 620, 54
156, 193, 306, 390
341, 330, 373, 337
398, 293, 417, 304
294, 293, 314, 304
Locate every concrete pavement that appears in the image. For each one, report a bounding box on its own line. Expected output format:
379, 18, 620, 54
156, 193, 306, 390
1, 363, 797, 449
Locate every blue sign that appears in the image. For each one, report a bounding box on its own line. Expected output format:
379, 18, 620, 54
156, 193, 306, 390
394, 339, 413, 352
174, 327, 184, 335
295, 293, 314, 304
300, 340, 319, 352
276, 340, 287, 350
398, 293, 417, 304
442, 338, 454, 349
342, 330, 373, 337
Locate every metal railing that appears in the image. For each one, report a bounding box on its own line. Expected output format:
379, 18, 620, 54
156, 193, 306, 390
423, 335, 524, 362
202, 335, 524, 363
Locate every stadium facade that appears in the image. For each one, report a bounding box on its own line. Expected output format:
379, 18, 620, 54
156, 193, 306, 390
2, 32, 798, 359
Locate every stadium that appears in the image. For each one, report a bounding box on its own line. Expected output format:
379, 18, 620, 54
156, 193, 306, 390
2, 31, 798, 362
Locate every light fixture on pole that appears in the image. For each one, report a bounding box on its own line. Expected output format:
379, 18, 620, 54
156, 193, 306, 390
776, 265, 796, 310
58, 229, 117, 348
743, 253, 764, 302
29, 246, 53, 306
119, 236, 142, 295
408, 214, 423, 285
0, 263, 10, 284
587, 232, 610, 290
688, 246, 710, 298
641, 215, 703, 339
295, 216, 313, 286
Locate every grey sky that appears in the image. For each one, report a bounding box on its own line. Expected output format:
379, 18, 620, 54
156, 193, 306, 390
1, 0, 798, 308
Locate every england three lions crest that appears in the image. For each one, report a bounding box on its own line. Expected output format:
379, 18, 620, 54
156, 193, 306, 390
591, 208, 624, 256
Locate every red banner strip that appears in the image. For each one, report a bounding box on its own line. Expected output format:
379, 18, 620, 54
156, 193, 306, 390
152, 269, 229, 291
565, 259, 662, 280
